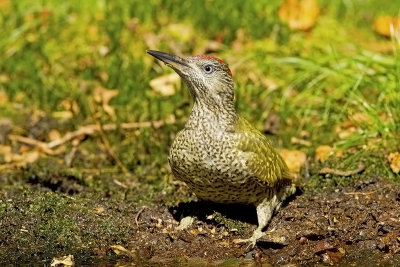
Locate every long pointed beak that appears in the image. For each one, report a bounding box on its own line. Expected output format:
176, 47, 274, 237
146, 50, 190, 70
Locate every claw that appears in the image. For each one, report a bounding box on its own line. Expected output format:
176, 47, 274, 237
233, 228, 264, 249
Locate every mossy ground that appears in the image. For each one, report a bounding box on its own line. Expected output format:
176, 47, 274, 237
0, 0, 400, 265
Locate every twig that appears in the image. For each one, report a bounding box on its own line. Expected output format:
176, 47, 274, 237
8, 134, 55, 154
95, 119, 132, 177
135, 206, 146, 226
319, 162, 365, 177
344, 191, 376, 195
64, 147, 77, 167
8, 118, 176, 154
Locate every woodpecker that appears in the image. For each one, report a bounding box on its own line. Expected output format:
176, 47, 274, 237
147, 50, 295, 247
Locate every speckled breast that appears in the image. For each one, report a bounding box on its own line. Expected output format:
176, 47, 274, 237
168, 129, 270, 205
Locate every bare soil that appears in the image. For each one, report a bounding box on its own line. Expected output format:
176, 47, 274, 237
1, 172, 400, 266
127, 179, 400, 266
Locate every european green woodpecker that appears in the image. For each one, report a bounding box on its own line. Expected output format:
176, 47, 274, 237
147, 50, 295, 247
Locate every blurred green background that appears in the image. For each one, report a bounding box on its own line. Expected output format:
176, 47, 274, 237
0, 0, 399, 187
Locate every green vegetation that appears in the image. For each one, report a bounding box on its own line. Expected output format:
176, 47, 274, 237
0, 0, 399, 264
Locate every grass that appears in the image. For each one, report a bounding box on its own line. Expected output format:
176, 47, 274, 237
0, 0, 399, 184
0, 0, 400, 263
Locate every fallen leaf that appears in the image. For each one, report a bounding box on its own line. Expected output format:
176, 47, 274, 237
0, 145, 12, 162
94, 206, 105, 214
291, 137, 312, 147
0, 90, 8, 104
60, 99, 80, 114
280, 149, 307, 173
52, 111, 74, 120
323, 250, 343, 265
149, 73, 181, 97
349, 112, 370, 124
387, 152, 400, 174
110, 245, 136, 258
0, 74, 9, 83
189, 229, 199, 236
98, 71, 109, 82
93, 87, 119, 118
278, 0, 320, 31
315, 145, 333, 162
48, 129, 61, 141
334, 122, 358, 139
0, 0, 10, 9
19, 151, 40, 165
314, 241, 335, 254
39, 9, 51, 21
210, 226, 216, 234
374, 16, 400, 37
50, 255, 74, 267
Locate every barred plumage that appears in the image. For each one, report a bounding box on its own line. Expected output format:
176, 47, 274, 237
147, 50, 296, 247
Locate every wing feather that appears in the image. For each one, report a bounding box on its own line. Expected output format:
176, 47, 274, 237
235, 117, 291, 187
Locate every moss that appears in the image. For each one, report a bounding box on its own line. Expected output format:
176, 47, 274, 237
0, 189, 136, 264
211, 212, 250, 235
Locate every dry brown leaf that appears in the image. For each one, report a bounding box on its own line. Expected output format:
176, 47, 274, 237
93, 87, 119, 117
94, 206, 105, 214
149, 73, 181, 97
334, 123, 358, 139
18, 151, 40, 165
0, 145, 12, 162
110, 245, 136, 258
0, 74, 9, 83
50, 255, 74, 267
374, 16, 400, 37
387, 152, 400, 174
48, 129, 61, 141
60, 99, 80, 114
0, 91, 8, 104
52, 111, 74, 120
280, 149, 307, 173
291, 137, 312, 147
0, 0, 10, 9
315, 145, 333, 162
349, 112, 370, 124
98, 71, 109, 82
278, 0, 320, 31
0, 144, 39, 165
39, 9, 51, 21
18, 145, 30, 154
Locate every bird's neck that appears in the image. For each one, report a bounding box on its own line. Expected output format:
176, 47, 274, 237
186, 99, 237, 132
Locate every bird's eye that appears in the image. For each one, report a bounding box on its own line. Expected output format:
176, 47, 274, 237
203, 65, 214, 74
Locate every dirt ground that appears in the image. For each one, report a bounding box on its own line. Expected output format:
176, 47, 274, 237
125, 179, 400, 266
1, 172, 400, 266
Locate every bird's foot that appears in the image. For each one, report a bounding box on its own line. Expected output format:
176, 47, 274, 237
233, 229, 263, 250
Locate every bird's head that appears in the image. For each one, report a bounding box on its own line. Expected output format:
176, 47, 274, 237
147, 50, 234, 108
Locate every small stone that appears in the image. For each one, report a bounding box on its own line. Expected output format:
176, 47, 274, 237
176, 216, 195, 231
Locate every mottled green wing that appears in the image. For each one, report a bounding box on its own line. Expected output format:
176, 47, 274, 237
235, 116, 291, 187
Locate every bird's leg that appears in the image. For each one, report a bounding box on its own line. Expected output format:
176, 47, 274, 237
234, 195, 279, 248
